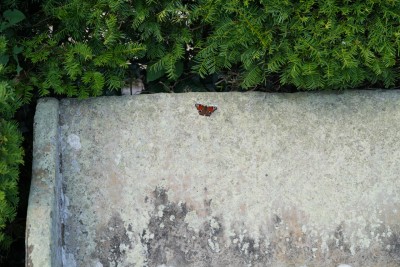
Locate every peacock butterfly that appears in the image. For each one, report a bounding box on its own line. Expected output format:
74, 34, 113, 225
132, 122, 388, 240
195, 103, 218, 116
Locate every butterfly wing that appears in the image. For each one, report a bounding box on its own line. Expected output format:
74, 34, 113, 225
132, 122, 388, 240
195, 103, 206, 116
204, 105, 217, 116
195, 103, 217, 116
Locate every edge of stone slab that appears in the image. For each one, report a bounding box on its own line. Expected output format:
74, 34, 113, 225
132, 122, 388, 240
26, 98, 61, 267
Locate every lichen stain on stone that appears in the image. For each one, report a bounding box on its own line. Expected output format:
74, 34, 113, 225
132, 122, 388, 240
92, 213, 132, 266
67, 134, 81, 150
142, 187, 400, 266
32, 168, 48, 178
387, 232, 400, 261
27, 244, 34, 267
26, 225, 34, 267
142, 187, 269, 266
42, 143, 52, 153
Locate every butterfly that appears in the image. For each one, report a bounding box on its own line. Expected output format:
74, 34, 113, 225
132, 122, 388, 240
195, 103, 218, 116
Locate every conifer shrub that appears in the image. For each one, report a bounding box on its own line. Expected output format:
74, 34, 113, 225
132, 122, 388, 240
18, 0, 400, 95
0, 6, 25, 254
0, 79, 24, 253
19, 0, 206, 95
191, 0, 400, 90
0, 118, 23, 252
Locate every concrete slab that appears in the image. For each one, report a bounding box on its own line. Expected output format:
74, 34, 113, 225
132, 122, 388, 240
27, 91, 400, 266
26, 98, 61, 267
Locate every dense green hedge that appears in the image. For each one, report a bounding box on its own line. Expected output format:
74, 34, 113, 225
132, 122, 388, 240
15, 0, 400, 96
0, 6, 24, 254
0, 118, 23, 252
0, 75, 23, 253
192, 0, 400, 90
6, 0, 397, 98
1, 0, 400, 258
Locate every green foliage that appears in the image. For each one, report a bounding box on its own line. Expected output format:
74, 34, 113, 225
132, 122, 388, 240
2, 0, 400, 98
0, 9, 25, 32
19, 0, 400, 93
19, 0, 144, 97
191, 0, 400, 90
20, 0, 208, 96
0, 119, 23, 251
0, 8, 25, 76
0, 78, 22, 119
0, 5, 25, 254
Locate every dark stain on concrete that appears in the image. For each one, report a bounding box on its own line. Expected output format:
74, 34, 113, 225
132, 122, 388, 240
25, 225, 34, 267
387, 231, 400, 261
93, 213, 131, 267
142, 187, 271, 266
334, 222, 349, 251
141, 186, 400, 266
142, 187, 195, 266
26, 225, 34, 267
26, 245, 34, 267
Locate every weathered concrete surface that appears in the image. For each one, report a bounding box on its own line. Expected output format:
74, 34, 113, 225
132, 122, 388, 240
28, 91, 400, 266
26, 98, 61, 267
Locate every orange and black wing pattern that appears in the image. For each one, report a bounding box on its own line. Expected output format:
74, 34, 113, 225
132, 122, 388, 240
195, 104, 217, 116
